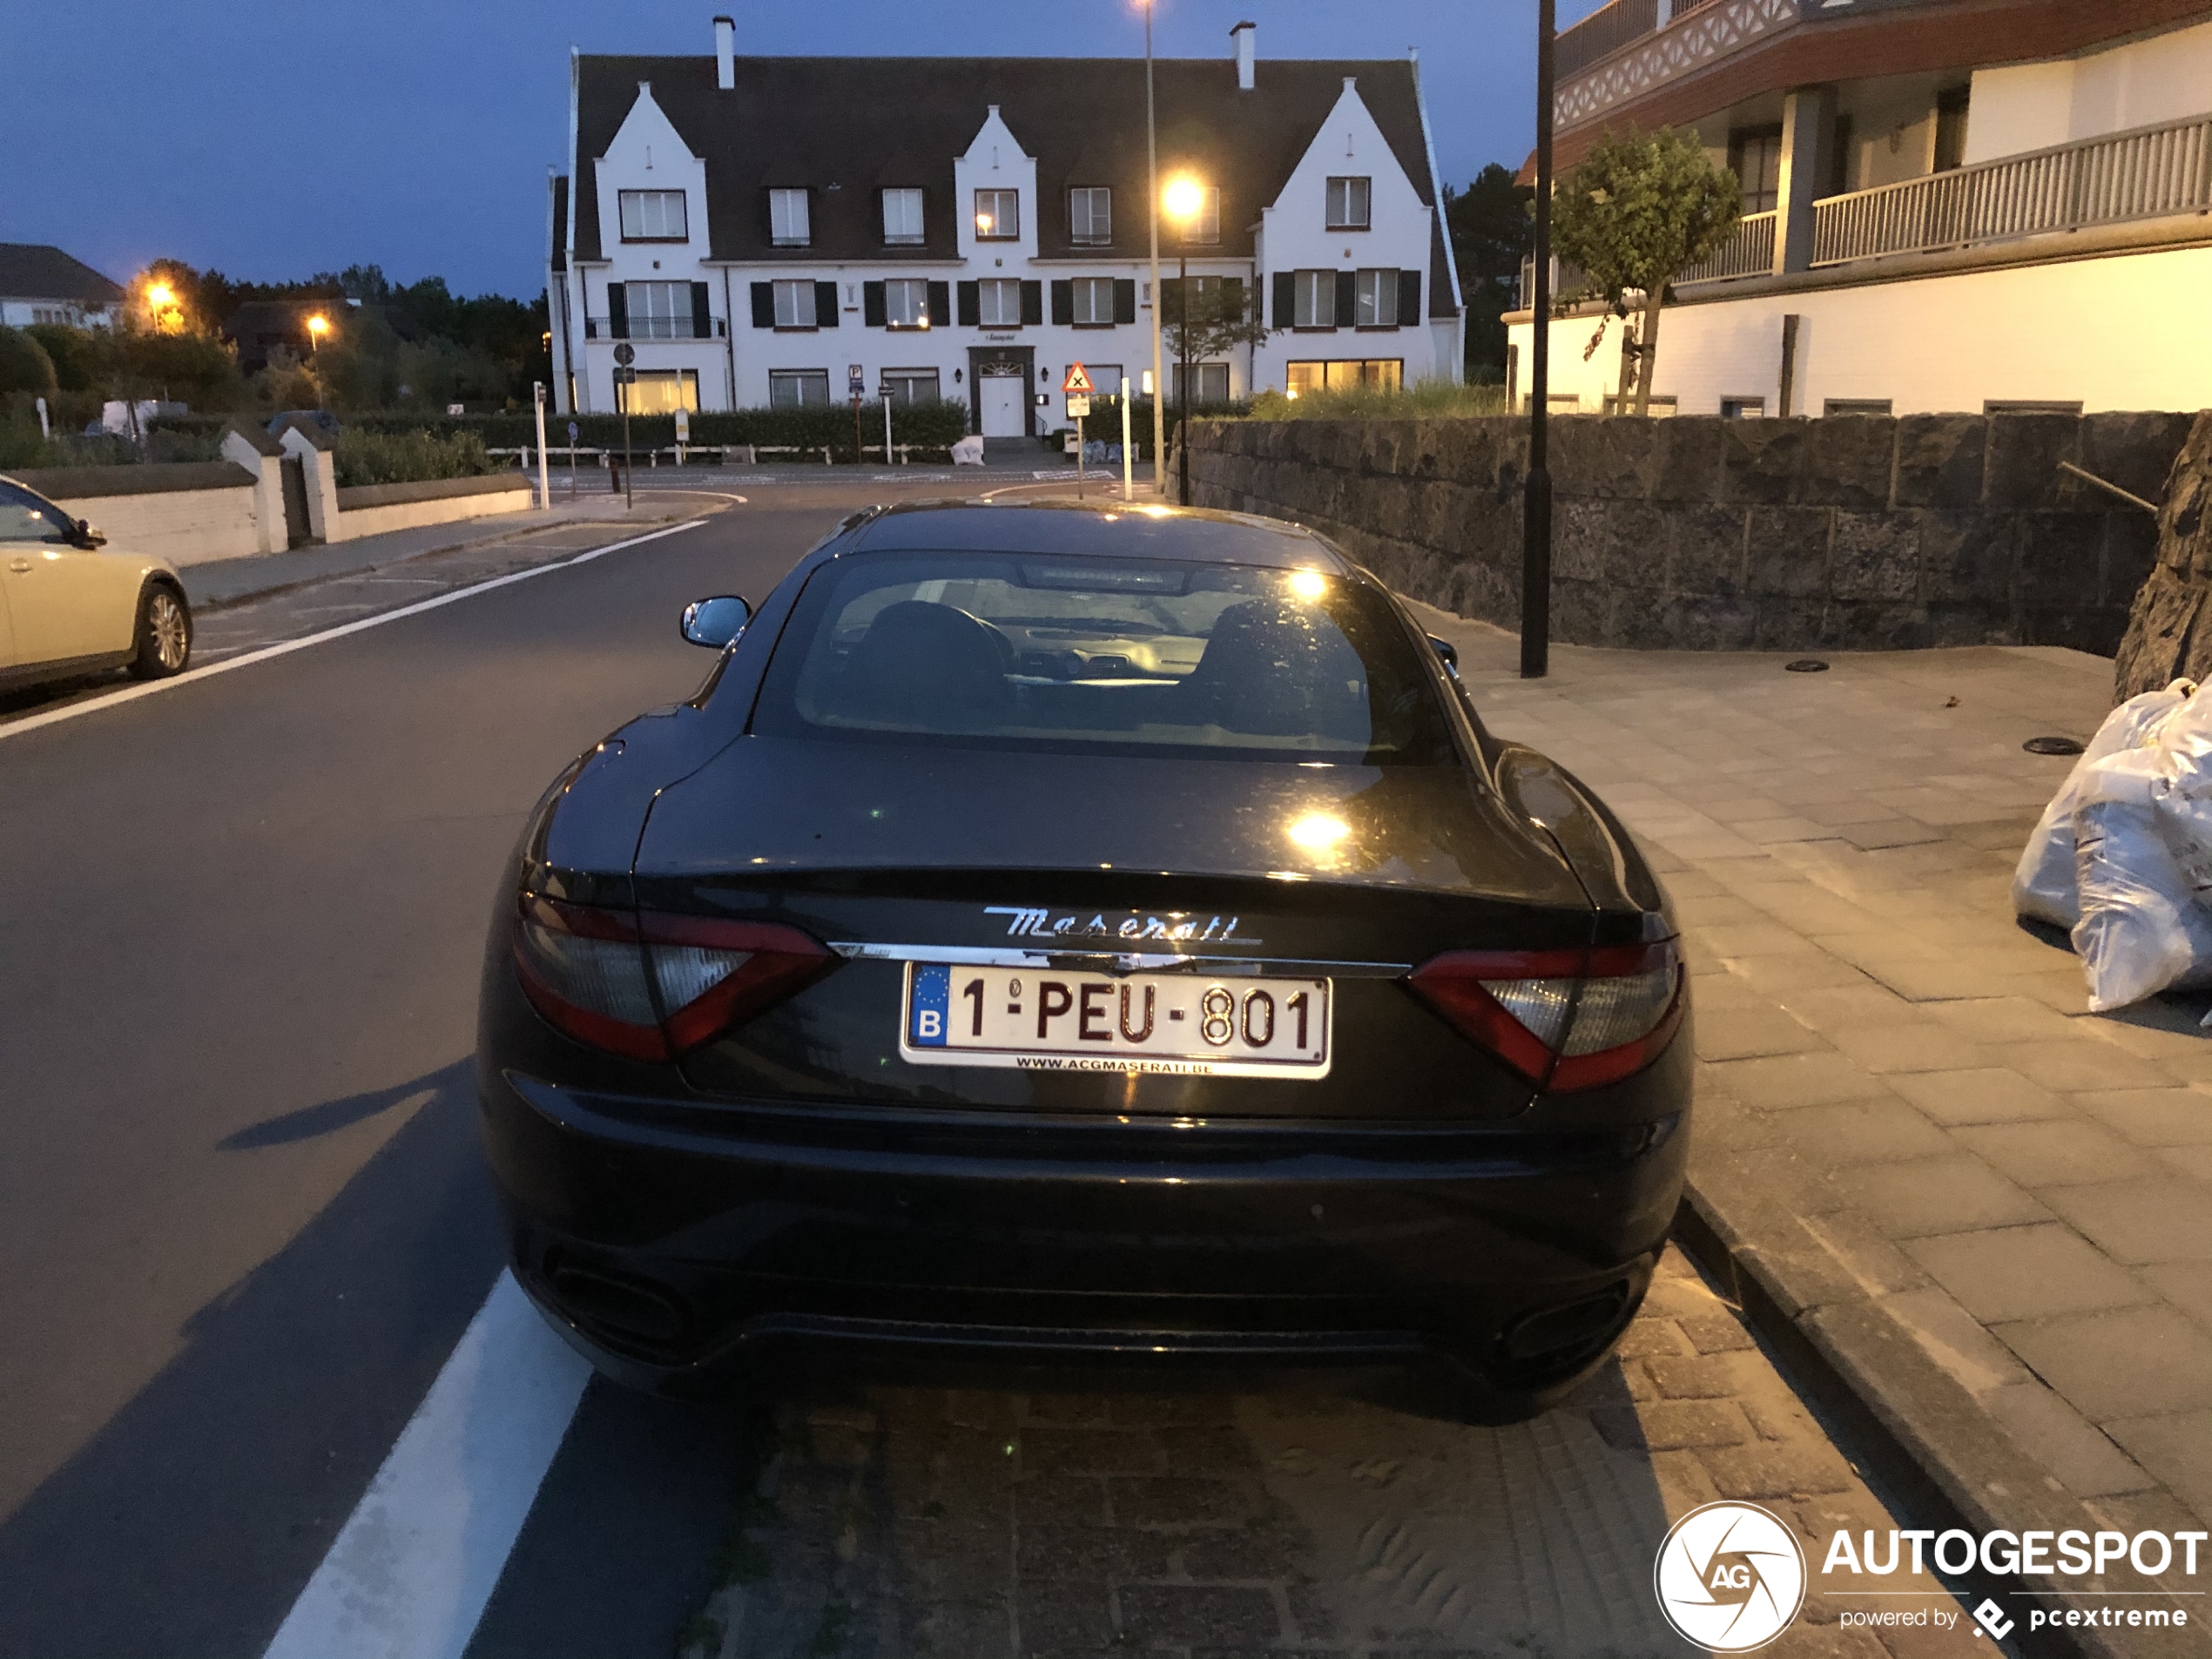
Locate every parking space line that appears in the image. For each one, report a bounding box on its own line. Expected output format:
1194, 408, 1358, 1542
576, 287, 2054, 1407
260, 1272, 593, 1659
0, 519, 706, 745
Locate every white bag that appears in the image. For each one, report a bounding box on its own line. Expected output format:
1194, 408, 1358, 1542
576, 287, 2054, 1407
2070, 753, 2212, 1011
2013, 680, 2195, 927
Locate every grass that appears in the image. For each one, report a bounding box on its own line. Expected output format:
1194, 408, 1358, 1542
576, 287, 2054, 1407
1242, 380, 1511, 421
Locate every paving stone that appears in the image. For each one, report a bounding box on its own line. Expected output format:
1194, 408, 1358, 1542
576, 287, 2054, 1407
1981, 1381, 2156, 1499
2156, 1143, 2212, 1184
1772, 982, 1931, 1035
2101, 1410, 2212, 1523
1905, 1223, 2156, 1323
1177, 1521, 1303, 1580
1949, 1119, 2162, 1188
1642, 1354, 1757, 1399
1824, 1022, 1993, 1075
2003, 1040, 2178, 1093
2068, 1086, 2212, 1147
1118, 1585, 1285, 1646
1695, 1007, 1831, 1062
1016, 1522, 1177, 1581
1678, 1312, 1760, 1354
1997, 1306, 2212, 1419
1885, 1068, 2072, 1125
1696, 1438, 1856, 1499
1877, 1286, 2032, 1394
1590, 1398, 1753, 1451
1020, 1428, 1166, 1475
1824, 1155, 2049, 1238
1109, 1477, 1254, 1528
1156, 1426, 1262, 1474
1772, 1098, 1956, 1165
1613, 1318, 1696, 1359
1703, 1050, 1894, 1109
1801, 1208, 1934, 1294
1015, 1477, 1109, 1527
2035, 1178, 2212, 1265
2140, 1261, 2212, 1332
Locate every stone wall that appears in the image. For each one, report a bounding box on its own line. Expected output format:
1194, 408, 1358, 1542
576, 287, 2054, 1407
1182, 412, 2197, 654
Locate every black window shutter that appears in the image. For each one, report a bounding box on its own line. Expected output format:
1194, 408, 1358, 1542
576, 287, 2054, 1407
1114, 278, 1136, 325
750, 282, 774, 328
1334, 272, 1356, 329
957, 280, 980, 326
1272, 271, 1294, 328
1220, 276, 1244, 324
1050, 280, 1073, 326
927, 281, 950, 328
1398, 270, 1421, 328
1160, 276, 1181, 327
691, 282, 711, 339
815, 280, 839, 327
863, 282, 887, 327
608, 283, 630, 340
1020, 280, 1042, 326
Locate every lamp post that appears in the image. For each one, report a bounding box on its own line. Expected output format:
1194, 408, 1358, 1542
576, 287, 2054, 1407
1521, 0, 1556, 680
307, 314, 330, 361
1162, 176, 1204, 507
1143, 0, 1165, 498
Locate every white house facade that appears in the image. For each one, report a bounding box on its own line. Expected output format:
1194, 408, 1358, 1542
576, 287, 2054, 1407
1506, 0, 2212, 418
0, 244, 125, 332
548, 22, 1465, 429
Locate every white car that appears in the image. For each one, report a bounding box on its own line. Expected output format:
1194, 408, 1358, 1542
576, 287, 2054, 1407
0, 475, 192, 692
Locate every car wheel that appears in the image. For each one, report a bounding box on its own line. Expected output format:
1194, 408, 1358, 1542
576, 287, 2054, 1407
127, 584, 192, 680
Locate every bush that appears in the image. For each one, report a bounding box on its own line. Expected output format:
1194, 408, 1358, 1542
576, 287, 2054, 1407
333, 427, 498, 488
0, 327, 58, 400
1244, 381, 1508, 421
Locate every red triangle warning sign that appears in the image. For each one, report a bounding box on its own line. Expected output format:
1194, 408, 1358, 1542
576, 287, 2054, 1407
1062, 362, 1094, 394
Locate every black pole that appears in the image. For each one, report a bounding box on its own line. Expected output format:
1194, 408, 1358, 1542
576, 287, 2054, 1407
621, 390, 634, 512
1177, 251, 1190, 505
1521, 0, 1555, 679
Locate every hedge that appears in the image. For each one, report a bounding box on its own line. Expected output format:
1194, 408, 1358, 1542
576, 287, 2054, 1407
333, 428, 499, 489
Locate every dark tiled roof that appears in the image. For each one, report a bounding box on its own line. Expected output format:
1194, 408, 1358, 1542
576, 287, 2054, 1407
0, 243, 125, 304
573, 55, 1460, 315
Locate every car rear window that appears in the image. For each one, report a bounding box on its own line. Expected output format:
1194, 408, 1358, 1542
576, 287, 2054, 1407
749, 550, 1457, 765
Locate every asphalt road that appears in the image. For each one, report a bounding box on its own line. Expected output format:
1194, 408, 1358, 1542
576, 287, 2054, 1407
0, 477, 1939, 1659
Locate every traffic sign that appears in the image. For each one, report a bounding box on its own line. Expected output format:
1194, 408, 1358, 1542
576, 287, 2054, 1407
612, 342, 636, 367
674, 408, 691, 442
1065, 395, 1091, 418
848, 364, 865, 398
567, 421, 579, 442
612, 367, 637, 385
1062, 362, 1094, 395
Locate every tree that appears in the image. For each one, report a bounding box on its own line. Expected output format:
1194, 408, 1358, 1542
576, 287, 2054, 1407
0, 327, 60, 400
1445, 163, 1534, 381
1163, 277, 1272, 395
1549, 128, 1742, 415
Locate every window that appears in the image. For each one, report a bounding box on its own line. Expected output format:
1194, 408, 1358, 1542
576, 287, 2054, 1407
882, 368, 941, 406
1824, 398, 1892, 416
1325, 176, 1371, 230
974, 187, 1019, 240
0, 481, 71, 543
1353, 269, 1399, 327
1171, 187, 1221, 245
1070, 277, 1116, 326
1069, 187, 1111, 245
1080, 364, 1127, 399
626, 281, 691, 339
620, 369, 700, 414
772, 280, 818, 328
752, 550, 1457, 765
1985, 400, 2084, 415
1730, 130, 1783, 214
1719, 395, 1766, 419
882, 279, 930, 327
1292, 270, 1337, 328
769, 369, 831, 408
977, 278, 1023, 326
1935, 85, 1972, 172
770, 188, 811, 246
882, 188, 925, 245
619, 190, 687, 240
1170, 363, 1231, 403
1285, 360, 1402, 398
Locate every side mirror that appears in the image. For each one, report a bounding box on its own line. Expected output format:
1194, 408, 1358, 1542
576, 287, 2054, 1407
75, 520, 106, 549
681, 594, 752, 650
1428, 635, 1459, 671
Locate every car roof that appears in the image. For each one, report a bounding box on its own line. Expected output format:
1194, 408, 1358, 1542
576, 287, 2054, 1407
844, 499, 1350, 572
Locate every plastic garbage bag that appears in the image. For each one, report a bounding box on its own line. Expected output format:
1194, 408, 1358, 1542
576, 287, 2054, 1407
951, 435, 986, 466
2071, 765, 2212, 1012
2013, 679, 2194, 927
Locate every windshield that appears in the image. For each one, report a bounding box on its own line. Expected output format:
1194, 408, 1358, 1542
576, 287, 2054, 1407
751, 550, 1457, 765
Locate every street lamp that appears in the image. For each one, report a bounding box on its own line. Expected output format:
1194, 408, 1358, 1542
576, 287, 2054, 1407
1141, 0, 1164, 499
307, 314, 330, 359
1162, 174, 1205, 506
145, 281, 177, 334
1522, 0, 1557, 680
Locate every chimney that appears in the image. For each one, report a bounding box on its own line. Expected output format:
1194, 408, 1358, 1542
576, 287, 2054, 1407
1231, 20, 1255, 91
713, 15, 734, 91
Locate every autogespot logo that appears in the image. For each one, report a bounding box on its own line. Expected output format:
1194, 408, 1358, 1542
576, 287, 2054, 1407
1655, 1501, 1808, 1651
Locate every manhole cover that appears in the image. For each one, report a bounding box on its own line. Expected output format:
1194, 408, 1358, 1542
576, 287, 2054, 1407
1784, 658, 1830, 673
2024, 735, 2085, 756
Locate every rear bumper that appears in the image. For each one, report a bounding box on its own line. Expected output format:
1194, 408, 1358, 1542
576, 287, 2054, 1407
480, 1069, 1688, 1398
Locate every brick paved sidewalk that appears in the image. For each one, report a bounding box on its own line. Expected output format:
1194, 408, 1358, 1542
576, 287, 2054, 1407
1426, 610, 2212, 1549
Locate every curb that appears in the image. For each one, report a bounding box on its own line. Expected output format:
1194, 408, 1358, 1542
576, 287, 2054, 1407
1672, 1174, 2196, 1659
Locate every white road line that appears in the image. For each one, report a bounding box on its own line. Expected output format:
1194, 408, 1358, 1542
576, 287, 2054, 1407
261, 1271, 594, 1659
0, 520, 705, 745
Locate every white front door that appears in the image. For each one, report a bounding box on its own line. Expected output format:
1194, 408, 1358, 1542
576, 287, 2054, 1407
980, 374, 1026, 437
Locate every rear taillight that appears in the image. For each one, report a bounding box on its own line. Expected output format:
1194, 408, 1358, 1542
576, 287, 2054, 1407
1406, 940, 1683, 1091
512, 895, 833, 1060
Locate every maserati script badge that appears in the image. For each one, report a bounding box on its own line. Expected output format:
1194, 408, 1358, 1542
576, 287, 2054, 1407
984, 907, 1253, 945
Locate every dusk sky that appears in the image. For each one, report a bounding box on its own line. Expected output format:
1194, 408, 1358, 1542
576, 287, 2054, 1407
3, 2, 1603, 303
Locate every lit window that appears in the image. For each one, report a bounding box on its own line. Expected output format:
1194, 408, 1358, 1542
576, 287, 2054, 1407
620, 369, 700, 413
974, 188, 1020, 240
1069, 187, 1111, 245
1325, 176, 1371, 231
884, 278, 928, 327
1292, 270, 1337, 328
772, 279, 817, 327
1285, 359, 1402, 396
619, 190, 688, 240
1177, 187, 1221, 245
882, 188, 924, 245
1071, 277, 1116, 325
770, 188, 811, 246
977, 278, 1023, 326
1353, 270, 1399, 327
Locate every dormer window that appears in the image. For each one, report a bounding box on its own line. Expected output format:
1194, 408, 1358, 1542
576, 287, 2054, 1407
882, 188, 925, 245
1069, 187, 1111, 246
618, 189, 687, 241
770, 188, 811, 246
1174, 186, 1221, 246
974, 188, 1020, 241
1325, 176, 1371, 231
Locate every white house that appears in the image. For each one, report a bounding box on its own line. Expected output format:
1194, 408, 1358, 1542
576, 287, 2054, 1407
1506, 0, 2212, 417
0, 244, 125, 332
547, 19, 1465, 431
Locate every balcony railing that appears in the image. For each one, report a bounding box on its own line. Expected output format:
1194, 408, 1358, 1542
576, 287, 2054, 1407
1813, 111, 2212, 265
583, 316, 727, 341
1676, 211, 1777, 284
1554, 0, 1658, 80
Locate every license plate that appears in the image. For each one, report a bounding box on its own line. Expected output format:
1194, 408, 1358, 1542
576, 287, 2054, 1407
900, 963, 1332, 1079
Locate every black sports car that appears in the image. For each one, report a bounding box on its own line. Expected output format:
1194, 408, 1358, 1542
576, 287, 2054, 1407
476, 501, 1689, 1417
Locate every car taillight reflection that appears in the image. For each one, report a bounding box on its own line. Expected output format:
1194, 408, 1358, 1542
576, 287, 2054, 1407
1406, 940, 1683, 1091
512, 895, 833, 1059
